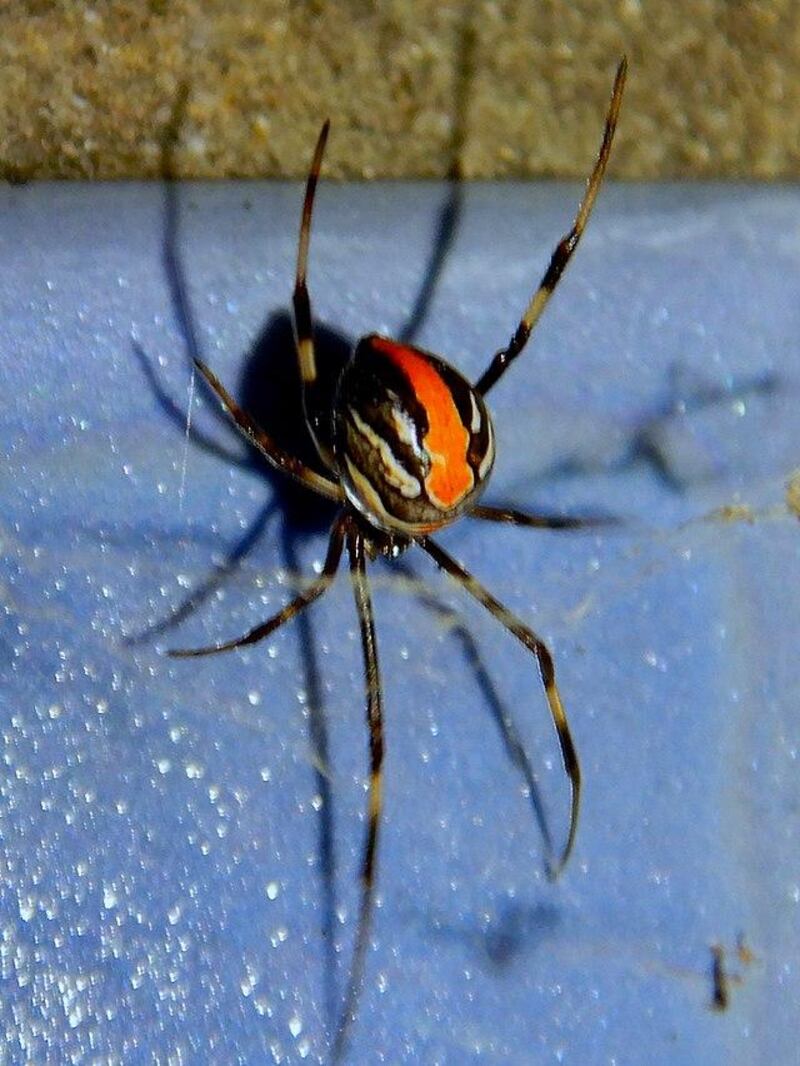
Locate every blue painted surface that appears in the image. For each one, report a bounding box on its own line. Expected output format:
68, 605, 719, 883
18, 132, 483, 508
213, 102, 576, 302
0, 178, 798, 1064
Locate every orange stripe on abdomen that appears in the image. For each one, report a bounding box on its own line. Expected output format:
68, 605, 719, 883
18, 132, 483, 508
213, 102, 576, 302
373, 338, 474, 510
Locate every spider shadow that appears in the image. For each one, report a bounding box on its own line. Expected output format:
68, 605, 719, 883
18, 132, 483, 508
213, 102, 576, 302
130, 312, 346, 1027
131, 296, 569, 1035
128, 35, 785, 1041
530, 359, 783, 495
125, 17, 569, 1037
126, 33, 564, 1029
621, 361, 782, 492
407, 894, 562, 975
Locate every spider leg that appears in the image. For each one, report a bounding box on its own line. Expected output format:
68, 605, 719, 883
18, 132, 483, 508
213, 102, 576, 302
192, 356, 343, 502
125, 497, 279, 646
471, 503, 621, 530
332, 524, 384, 1062
167, 512, 347, 658
475, 57, 627, 397
293, 121, 337, 468
419, 536, 579, 878
393, 557, 557, 870
131, 341, 245, 466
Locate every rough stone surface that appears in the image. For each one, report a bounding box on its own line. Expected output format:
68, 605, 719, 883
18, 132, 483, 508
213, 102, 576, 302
1, 2, 799, 178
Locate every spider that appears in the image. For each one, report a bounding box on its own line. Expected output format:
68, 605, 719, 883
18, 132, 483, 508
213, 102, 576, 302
168, 57, 626, 1061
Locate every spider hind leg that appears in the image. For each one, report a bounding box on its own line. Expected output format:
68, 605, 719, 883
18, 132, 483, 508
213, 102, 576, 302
332, 522, 386, 1062
167, 513, 348, 658
419, 535, 580, 878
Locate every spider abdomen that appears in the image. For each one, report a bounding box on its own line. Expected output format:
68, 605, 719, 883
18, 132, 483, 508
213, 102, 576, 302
334, 334, 494, 535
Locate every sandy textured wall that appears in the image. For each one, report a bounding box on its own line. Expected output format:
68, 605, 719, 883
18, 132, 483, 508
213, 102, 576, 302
1, 0, 798, 179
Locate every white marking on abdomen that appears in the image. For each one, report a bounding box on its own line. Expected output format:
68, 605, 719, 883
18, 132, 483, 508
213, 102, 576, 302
349, 407, 422, 498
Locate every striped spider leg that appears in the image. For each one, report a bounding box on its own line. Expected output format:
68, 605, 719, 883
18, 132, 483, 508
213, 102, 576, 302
475, 56, 627, 398
168, 55, 626, 1064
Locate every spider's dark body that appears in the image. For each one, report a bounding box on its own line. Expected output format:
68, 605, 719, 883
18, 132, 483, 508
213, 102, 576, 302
334, 334, 495, 537
170, 58, 627, 1062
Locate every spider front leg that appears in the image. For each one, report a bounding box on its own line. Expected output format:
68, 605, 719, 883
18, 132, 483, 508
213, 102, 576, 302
192, 356, 343, 502
332, 524, 385, 1063
167, 512, 347, 658
419, 536, 580, 878
476, 57, 627, 397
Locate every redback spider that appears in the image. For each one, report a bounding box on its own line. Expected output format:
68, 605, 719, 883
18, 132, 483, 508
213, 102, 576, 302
169, 57, 626, 1060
